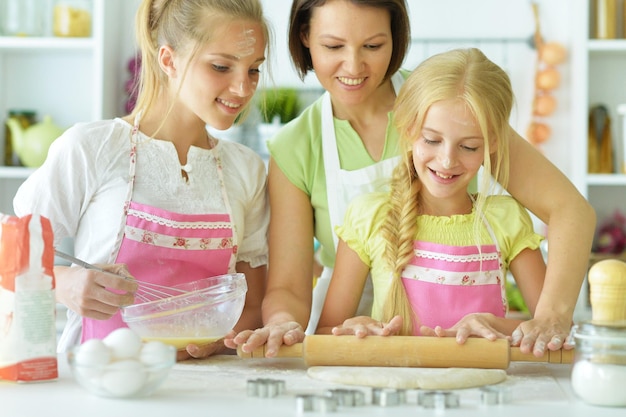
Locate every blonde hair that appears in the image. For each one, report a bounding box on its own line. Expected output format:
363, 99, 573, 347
130, 0, 271, 124
380, 48, 513, 335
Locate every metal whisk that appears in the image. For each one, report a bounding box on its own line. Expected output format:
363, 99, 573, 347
54, 250, 187, 303
132, 281, 188, 303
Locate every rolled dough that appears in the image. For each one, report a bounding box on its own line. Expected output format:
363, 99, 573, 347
307, 366, 507, 390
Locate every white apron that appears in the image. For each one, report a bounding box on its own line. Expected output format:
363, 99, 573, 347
306, 73, 404, 334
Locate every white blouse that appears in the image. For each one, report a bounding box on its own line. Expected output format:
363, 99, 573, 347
14, 118, 268, 267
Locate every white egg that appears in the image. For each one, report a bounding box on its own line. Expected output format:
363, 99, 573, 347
140, 341, 174, 366
103, 328, 143, 360
100, 359, 146, 397
73, 339, 111, 380
75, 338, 111, 367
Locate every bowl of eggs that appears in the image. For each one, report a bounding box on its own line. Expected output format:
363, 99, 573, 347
121, 273, 247, 349
67, 328, 176, 398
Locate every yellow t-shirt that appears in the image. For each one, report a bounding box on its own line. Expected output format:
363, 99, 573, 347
336, 192, 544, 320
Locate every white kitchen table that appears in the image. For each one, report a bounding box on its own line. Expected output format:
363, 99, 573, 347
2, 353, 624, 417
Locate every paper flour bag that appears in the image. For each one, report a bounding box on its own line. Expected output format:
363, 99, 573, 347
0, 213, 57, 382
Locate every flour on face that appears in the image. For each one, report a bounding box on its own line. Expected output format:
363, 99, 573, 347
236, 28, 256, 58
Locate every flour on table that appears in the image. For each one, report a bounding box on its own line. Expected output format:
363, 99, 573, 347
307, 366, 507, 390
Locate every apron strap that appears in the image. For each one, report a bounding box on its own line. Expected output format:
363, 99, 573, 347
211, 144, 238, 272
320, 93, 342, 250
321, 73, 406, 251
108, 115, 141, 263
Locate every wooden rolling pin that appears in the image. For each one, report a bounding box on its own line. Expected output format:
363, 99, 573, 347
237, 335, 574, 369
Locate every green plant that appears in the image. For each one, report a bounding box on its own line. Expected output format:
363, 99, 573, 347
256, 88, 300, 124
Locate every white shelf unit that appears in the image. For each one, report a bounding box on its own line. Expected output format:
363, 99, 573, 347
0, 0, 124, 215
571, 0, 626, 229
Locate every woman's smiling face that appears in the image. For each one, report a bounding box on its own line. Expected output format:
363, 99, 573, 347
301, 0, 393, 107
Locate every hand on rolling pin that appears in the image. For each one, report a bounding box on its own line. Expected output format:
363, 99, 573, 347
511, 316, 574, 357
330, 315, 403, 338
178, 334, 231, 361
54, 263, 137, 320
224, 321, 305, 357
419, 313, 510, 344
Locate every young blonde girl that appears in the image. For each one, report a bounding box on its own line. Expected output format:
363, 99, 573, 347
317, 48, 547, 342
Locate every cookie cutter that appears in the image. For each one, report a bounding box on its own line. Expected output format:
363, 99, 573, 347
246, 378, 286, 398
325, 388, 366, 407
418, 391, 460, 409
480, 385, 511, 405
372, 388, 407, 406
295, 394, 337, 413
295, 394, 316, 412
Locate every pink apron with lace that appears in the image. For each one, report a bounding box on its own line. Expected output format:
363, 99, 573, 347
82, 119, 237, 341
401, 221, 507, 335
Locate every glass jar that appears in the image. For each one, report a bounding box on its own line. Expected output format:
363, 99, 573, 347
571, 321, 626, 407
1, 0, 44, 37
595, 0, 617, 39
53, 0, 92, 37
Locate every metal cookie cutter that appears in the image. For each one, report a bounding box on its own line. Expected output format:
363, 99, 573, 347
325, 388, 366, 407
295, 394, 316, 413
480, 385, 511, 405
418, 391, 460, 409
372, 388, 407, 406
246, 378, 286, 398
295, 394, 337, 413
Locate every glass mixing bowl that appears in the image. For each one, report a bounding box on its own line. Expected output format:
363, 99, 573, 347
121, 273, 247, 349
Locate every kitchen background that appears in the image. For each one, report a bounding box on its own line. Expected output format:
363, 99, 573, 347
1, 0, 625, 320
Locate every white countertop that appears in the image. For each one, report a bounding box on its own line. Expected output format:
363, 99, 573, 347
1, 354, 624, 417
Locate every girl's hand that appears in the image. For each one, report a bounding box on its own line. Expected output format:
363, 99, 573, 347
331, 315, 403, 338
420, 313, 509, 344
177, 336, 230, 361
224, 322, 305, 358
56, 264, 137, 320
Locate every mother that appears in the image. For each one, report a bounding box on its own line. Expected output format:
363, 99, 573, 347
227, 0, 595, 357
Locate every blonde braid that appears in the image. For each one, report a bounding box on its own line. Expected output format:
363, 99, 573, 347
379, 155, 421, 335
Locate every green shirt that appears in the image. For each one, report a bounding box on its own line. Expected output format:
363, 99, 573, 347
267, 94, 401, 268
